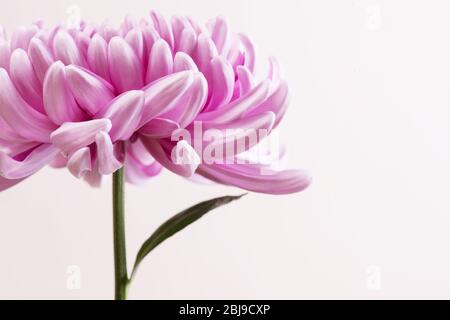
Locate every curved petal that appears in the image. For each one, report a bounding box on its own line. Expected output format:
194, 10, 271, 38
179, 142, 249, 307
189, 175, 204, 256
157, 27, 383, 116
65, 65, 115, 115
238, 33, 256, 73
150, 11, 174, 50
0, 176, 26, 192
28, 38, 54, 84
197, 80, 270, 122
50, 119, 112, 155
87, 34, 111, 82
0, 144, 58, 179
100, 90, 144, 141
108, 36, 144, 92
11, 25, 39, 50
95, 131, 122, 175
236, 65, 254, 96
146, 39, 173, 84
0, 40, 10, 71
177, 28, 197, 56
195, 33, 218, 76
174, 51, 198, 72
125, 137, 163, 184
67, 147, 92, 178
53, 30, 87, 66
125, 27, 144, 64
139, 118, 180, 139
9, 48, 44, 113
43, 61, 87, 124
205, 56, 234, 111
197, 164, 311, 195
211, 16, 230, 56
140, 70, 194, 125
0, 68, 55, 142
141, 138, 200, 178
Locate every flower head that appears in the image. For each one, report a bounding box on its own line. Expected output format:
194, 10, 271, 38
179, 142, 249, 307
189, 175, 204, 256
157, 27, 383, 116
0, 12, 310, 194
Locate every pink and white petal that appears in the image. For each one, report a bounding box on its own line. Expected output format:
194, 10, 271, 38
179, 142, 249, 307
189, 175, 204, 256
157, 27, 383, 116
0, 68, 55, 142
195, 33, 218, 75
146, 39, 173, 84
197, 80, 270, 122
95, 131, 123, 175
108, 36, 144, 93
125, 138, 163, 184
0, 40, 10, 71
211, 16, 230, 56
53, 30, 87, 66
140, 70, 194, 125
0, 144, 58, 179
49, 152, 68, 168
9, 49, 44, 113
141, 26, 160, 67
245, 80, 289, 128
139, 118, 180, 139
238, 33, 256, 73
43, 61, 87, 124
83, 168, 104, 187
87, 34, 111, 82
100, 90, 144, 141
197, 164, 311, 195
0, 176, 26, 192
10, 25, 39, 50
177, 28, 197, 56
50, 119, 112, 155
28, 38, 54, 84
141, 138, 200, 178
202, 112, 275, 157
150, 11, 174, 50
125, 27, 144, 64
67, 147, 92, 178
205, 56, 234, 111
174, 51, 198, 72
65, 65, 115, 115
236, 65, 254, 96
161, 72, 208, 128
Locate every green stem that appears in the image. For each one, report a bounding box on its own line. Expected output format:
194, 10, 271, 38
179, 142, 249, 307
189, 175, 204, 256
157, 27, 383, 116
113, 168, 129, 300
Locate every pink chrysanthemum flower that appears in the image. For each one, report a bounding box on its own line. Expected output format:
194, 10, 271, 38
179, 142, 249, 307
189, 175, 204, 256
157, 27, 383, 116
0, 12, 310, 194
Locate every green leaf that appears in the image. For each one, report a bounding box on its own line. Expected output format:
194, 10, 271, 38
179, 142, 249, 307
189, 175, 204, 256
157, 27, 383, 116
130, 194, 247, 279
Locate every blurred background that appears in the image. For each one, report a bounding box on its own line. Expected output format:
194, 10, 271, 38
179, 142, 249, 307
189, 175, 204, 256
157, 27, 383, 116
1, 0, 450, 299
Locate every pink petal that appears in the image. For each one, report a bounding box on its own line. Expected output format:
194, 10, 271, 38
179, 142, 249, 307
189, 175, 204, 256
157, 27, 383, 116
146, 39, 173, 84
50, 119, 112, 155
9, 49, 44, 113
150, 11, 174, 50
108, 36, 144, 93
246, 80, 290, 128
65, 65, 115, 115
141, 138, 200, 178
53, 30, 87, 66
236, 65, 254, 96
28, 38, 54, 84
0, 68, 55, 142
43, 61, 87, 124
177, 28, 197, 56
67, 147, 92, 178
197, 164, 311, 195
0, 116, 26, 142
125, 137, 163, 184
195, 33, 218, 75
0, 40, 10, 71
174, 51, 198, 72
161, 72, 208, 128
11, 25, 39, 50
205, 56, 234, 111
140, 70, 194, 125
95, 131, 122, 175
197, 80, 270, 122
87, 34, 111, 82
139, 118, 180, 139
141, 26, 160, 67
125, 27, 144, 64
0, 144, 58, 179
100, 90, 144, 141
0, 176, 25, 192
239, 33, 256, 72
211, 16, 230, 55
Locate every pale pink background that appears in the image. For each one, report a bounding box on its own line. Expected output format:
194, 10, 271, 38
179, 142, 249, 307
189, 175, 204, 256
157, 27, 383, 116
1, 0, 450, 299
